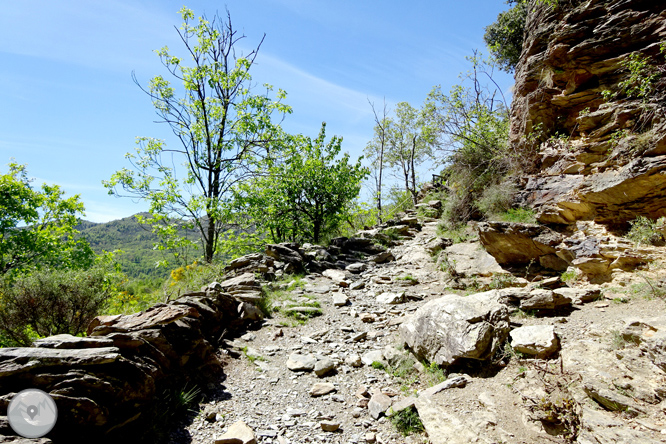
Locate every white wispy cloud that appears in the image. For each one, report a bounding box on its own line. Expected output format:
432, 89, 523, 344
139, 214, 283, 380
0, 0, 176, 73
258, 53, 386, 119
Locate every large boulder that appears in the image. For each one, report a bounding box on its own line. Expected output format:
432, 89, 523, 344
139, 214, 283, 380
478, 220, 658, 281
400, 292, 510, 367
478, 222, 565, 269
510, 0, 666, 227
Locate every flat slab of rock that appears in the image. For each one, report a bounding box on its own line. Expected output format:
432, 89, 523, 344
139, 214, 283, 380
376, 291, 406, 305
553, 286, 601, 304
33, 334, 114, 349
387, 396, 416, 416
369, 251, 395, 264
349, 280, 366, 290
322, 269, 351, 285
415, 395, 500, 444
286, 353, 316, 372
0, 347, 121, 377
400, 292, 510, 367
89, 304, 200, 335
419, 376, 468, 397
520, 289, 572, 311
219, 273, 261, 292
583, 380, 644, 414
332, 293, 349, 306
478, 222, 563, 266
510, 325, 560, 358
310, 382, 336, 397
304, 284, 332, 294
215, 420, 257, 444
346, 263, 368, 273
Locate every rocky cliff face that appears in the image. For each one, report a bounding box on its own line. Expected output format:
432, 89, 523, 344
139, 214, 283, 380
511, 0, 666, 226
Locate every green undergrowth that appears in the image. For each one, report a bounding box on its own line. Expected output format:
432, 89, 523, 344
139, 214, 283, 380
372, 351, 447, 391
436, 221, 477, 243
391, 406, 425, 436
493, 207, 537, 224
260, 275, 322, 325
626, 216, 665, 246
147, 384, 201, 442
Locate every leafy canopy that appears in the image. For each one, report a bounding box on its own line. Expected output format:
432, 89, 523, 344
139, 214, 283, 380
236, 123, 369, 244
384, 101, 436, 204
484, 0, 558, 73
0, 162, 94, 277
483, 0, 527, 73
104, 7, 291, 264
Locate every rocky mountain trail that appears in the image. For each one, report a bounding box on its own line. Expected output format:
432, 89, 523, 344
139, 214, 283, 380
2, 202, 666, 444
172, 209, 666, 444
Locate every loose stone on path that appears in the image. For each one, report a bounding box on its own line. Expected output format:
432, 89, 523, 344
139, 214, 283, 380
310, 382, 336, 397
286, 353, 316, 371
214, 420, 257, 444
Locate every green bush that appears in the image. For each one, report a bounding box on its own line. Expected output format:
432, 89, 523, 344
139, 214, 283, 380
436, 220, 476, 244
0, 264, 120, 346
499, 208, 537, 224
391, 406, 424, 436
477, 180, 517, 217
442, 192, 475, 228
626, 216, 665, 246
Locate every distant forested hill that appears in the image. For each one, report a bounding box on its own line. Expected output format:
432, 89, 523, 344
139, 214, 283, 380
76, 214, 192, 280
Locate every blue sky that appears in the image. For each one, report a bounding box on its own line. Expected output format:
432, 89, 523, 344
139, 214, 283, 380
1, 0, 514, 223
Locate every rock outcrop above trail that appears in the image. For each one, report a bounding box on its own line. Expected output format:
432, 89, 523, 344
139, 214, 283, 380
0, 288, 254, 443
479, 220, 660, 281
511, 0, 666, 226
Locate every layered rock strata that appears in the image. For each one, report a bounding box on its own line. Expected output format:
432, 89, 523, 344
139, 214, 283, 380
511, 0, 666, 226
0, 288, 251, 443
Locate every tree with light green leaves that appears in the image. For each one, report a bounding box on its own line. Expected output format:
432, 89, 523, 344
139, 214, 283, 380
235, 123, 369, 244
384, 101, 436, 205
0, 162, 94, 277
104, 7, 291, 264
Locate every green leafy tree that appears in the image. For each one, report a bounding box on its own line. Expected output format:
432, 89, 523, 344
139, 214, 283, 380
104, 7, 291, 264
0, 262, 120, 346
385, 102, 436, 205
484, 0, 557, 73
236, 123, 369, 244
0, 162, 94, 276
484, 0, 527, 73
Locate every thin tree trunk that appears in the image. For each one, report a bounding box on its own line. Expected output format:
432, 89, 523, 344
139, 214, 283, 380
410, 135, 418, 205
205, 214, 216, 263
